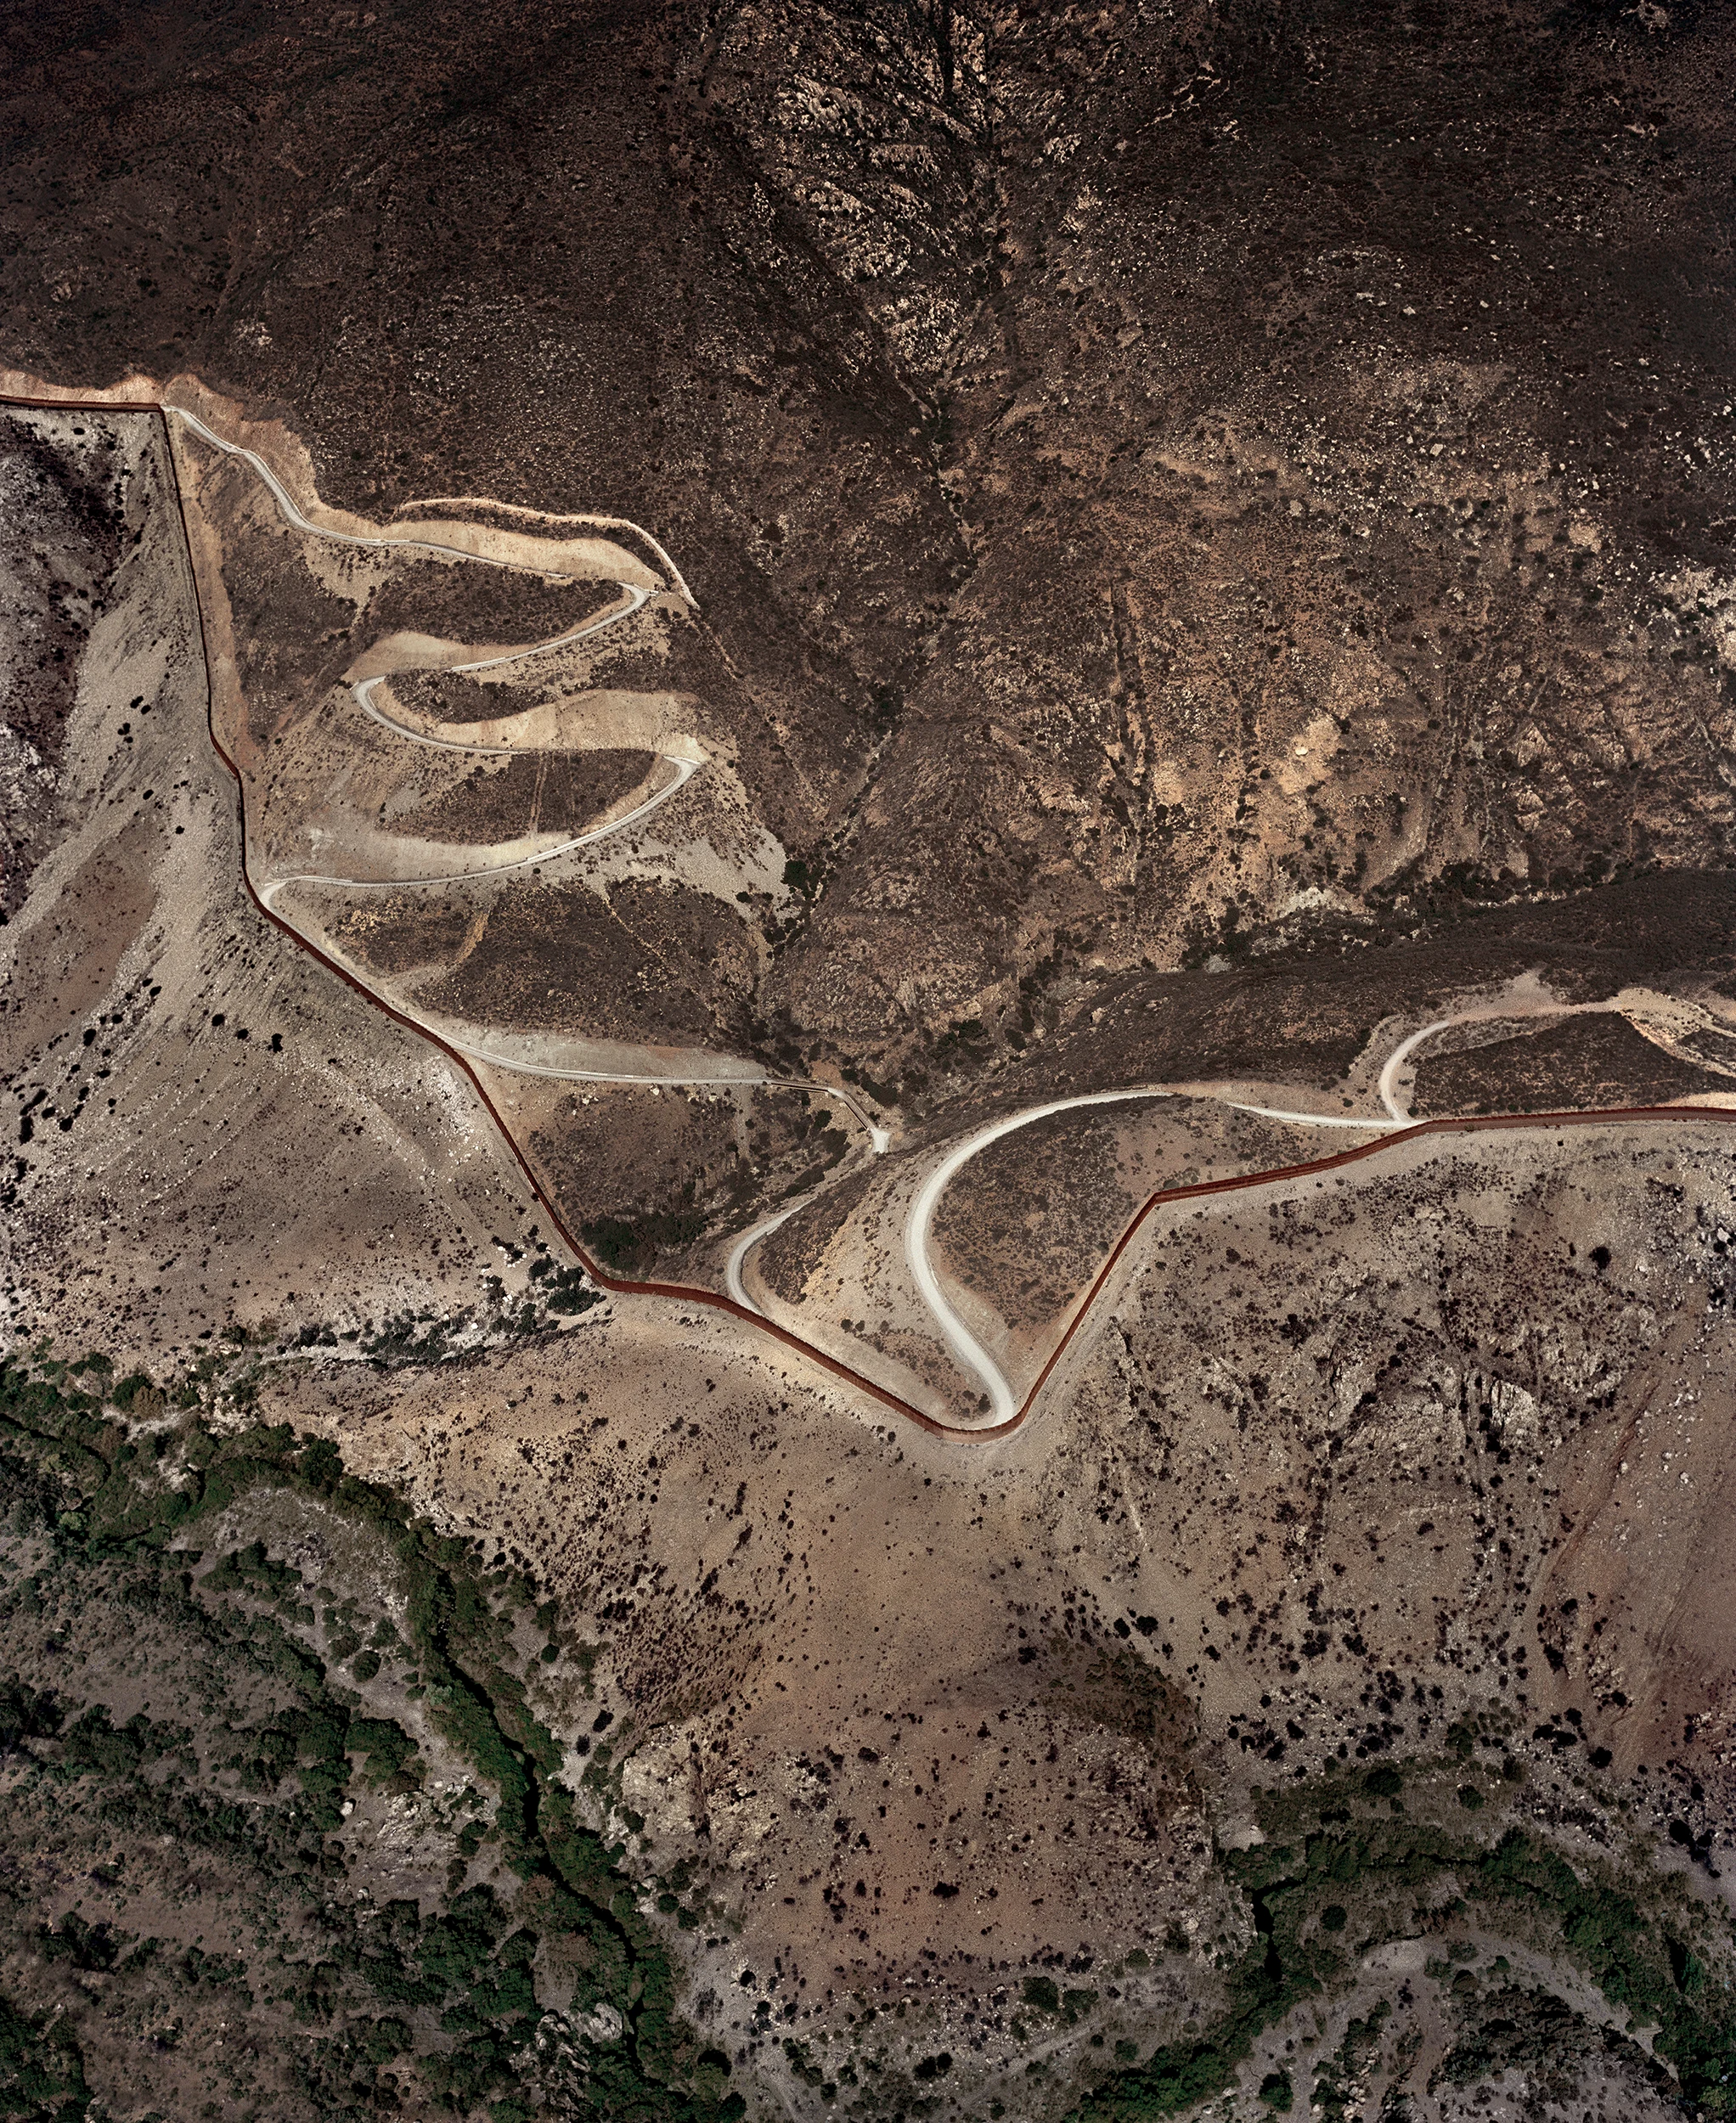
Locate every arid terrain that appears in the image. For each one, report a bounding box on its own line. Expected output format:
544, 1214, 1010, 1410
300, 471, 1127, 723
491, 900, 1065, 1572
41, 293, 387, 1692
3, 3, 1736, 2120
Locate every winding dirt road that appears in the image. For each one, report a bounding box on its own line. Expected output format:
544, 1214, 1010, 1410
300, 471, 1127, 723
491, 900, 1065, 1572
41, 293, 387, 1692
172, 405, 702, 906
1378, 1019, 1457, 1121
162, 400, 888, 1142
899, 1001, 1733, 1420
5, 386, 1730, 1449
903, 1033, 1474, 1420
351, 583, 651, 757
905, 1088, 1186, 1422
725, 1205, 804, 1314
253, 758, 701, 908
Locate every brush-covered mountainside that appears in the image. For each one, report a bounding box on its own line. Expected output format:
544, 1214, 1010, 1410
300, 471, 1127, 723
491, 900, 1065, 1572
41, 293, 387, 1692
3, 3, 1736, 2120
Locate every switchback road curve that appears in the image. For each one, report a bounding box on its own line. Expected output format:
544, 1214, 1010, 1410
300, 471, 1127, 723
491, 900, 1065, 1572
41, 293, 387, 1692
162, 400, 888, 1138
3, 389, 1730, 1448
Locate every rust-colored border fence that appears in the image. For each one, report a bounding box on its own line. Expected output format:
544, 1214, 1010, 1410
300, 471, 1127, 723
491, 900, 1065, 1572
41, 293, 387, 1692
9, 392, 1730, 1445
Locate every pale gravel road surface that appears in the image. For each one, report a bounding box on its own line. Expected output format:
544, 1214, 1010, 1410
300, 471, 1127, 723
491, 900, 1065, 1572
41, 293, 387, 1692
169, 404, 890, 1147
902, 1011, 1576, 1422
1378, 1019, 1457, 1121
725, 1206, 803, 1314
905, 1088, 1188, 1422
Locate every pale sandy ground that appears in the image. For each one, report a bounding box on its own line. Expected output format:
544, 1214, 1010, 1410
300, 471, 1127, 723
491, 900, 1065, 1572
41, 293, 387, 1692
272, 1298, 1230, 2084
0, 405, 562, 1369
264, 1113, 1736, 2115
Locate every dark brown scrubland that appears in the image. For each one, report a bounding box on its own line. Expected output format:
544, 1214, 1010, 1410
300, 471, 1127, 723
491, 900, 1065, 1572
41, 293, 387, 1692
4, 0, 1735, 1077
1414, 1011, 1733, 1115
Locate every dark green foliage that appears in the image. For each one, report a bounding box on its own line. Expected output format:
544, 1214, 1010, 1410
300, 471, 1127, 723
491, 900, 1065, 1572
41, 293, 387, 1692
1069, 2030, 1246, 2121
296, 1437, 343, 1494
1440, 1982, 1671, 2104
416, 1887, 507, 1997
361, 1313, 457, 1367
347, 1716, 417, 1788
1065, 1776, 1736, 2123
782, 2036, 830, 2090
0, 1683, 60, 1756
353, 2016, 411, 2064
543, 1265, 603, 1316
37, 1917, 131, 1975
0, 1993, 87, 2120
1257, 2070, 1293, 2112
580, 1209, 707, 1274
59, 1704, 185, 1778
0, 1447, 70, 1540
0, 1352, 736, 2122
0, 1361, 110, 1511
1468, 1827, 1736, 2109
1310, 2000, 1389, 2123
